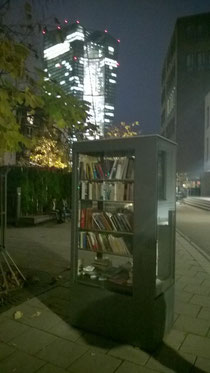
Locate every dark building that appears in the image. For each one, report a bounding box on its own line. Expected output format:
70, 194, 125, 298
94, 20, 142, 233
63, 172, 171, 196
43, 22, 119, 135
160, 12, 210, 181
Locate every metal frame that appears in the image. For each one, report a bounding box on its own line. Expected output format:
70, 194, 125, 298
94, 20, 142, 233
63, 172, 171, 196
70, 135, 176, 350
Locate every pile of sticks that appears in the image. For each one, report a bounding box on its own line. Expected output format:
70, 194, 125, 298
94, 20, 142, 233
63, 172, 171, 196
0, 248, 26, 297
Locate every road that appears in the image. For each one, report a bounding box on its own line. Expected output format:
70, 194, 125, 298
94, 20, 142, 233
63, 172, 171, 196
176, 203, 210, 259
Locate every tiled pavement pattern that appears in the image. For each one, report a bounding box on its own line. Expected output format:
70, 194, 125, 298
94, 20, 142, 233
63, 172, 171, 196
0, 232, 210, 372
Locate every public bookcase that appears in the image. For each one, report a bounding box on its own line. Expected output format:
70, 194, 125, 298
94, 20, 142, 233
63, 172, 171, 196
70, 135, 176, 351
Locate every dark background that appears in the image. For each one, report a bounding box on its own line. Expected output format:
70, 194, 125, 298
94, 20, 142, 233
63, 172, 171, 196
7, 0, 210, 133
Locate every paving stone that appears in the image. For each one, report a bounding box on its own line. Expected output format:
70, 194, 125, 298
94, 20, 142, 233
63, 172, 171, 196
40, 296, 71, 318
175, 291, 193, 303
197, 307, 210, 321
35, 363, 70, 373
0, 319, 31, 342
176, 277, 204, 286
183, 284, 210, 296
173, 315, 210, 336
190, 294, 210, 308
0, 350, 45, 373
37, 337, 88, 368
180, 334, 210, 359
0, 341, 15, 361
0, 313, 9, 325
48, 320, 82, 342
201, 279, 210, 287
195, 272, 210, 282
115, 360, 157, 373
76, 332, 116, 353
108, 344, 149, 365
193, 357, 210, 372
146, 347, 195, 373
68, 350, 121, 373
9, 327, 57, 354
174, 301, 201, 318
39, 286, 70, 301
24, 297, 49, 310
18, 308, 62, 331
163, 329, 187, 350
1, 302, 40, 319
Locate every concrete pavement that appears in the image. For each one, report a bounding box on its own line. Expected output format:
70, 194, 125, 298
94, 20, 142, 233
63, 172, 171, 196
0, 223, 210, 372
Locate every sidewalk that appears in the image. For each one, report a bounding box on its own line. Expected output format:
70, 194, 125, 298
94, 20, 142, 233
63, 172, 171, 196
0, 231, 210, 373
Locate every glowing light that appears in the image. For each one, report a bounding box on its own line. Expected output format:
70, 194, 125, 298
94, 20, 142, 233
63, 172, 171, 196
66, 31, 84, 42
117, 62, 120, 66
44, 42, 70, 60
42, 29, 46, 35
64, 19, 68, 23
73, 56, 78, 61
76, 20, 80, 24
117, 39, 120, 43
104, 29, 108, 33
57, 25, 61, 30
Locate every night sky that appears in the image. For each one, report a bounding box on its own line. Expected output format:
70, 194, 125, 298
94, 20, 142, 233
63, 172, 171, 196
9, 0, 210, 133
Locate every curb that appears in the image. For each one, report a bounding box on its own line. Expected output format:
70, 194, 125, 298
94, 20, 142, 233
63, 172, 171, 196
176, 229, 210, 275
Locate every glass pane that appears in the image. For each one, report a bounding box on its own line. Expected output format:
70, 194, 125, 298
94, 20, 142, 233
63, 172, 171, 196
77, 154, 134, 295
156, 147, 176, 295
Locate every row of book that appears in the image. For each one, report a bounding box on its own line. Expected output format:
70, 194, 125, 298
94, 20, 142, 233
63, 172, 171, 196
80, 208, 133, 232
79, 156, 134, 180
79, 231, 132, 256
80, 181, 134, 201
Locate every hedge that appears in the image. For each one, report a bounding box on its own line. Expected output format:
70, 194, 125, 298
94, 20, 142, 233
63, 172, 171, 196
7, 166, 72, 217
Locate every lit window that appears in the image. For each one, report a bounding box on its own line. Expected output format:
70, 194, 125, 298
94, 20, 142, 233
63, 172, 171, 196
109, 79, 116, 83
44, 42, 70, 60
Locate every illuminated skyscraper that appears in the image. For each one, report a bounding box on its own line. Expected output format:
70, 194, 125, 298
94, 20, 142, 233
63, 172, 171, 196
43, 22, 119, 135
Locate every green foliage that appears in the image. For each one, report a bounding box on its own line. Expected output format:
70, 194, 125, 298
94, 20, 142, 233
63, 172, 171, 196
7, 166, 72, 217
106, 121, 141, 138
0, 1, 97, 161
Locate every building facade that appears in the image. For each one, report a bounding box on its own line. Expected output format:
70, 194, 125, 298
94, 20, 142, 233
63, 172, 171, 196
161, 12, 210, 181
43, 22, 119, 135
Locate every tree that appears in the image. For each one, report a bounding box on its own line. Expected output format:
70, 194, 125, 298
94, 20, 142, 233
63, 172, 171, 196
0, 1, 97, 162
106, 121, 141, 138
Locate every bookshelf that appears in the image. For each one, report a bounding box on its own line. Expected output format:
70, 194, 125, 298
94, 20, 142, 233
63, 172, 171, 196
70, 135, 176, 351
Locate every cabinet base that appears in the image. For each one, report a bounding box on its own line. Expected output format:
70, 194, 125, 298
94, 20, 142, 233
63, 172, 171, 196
68, 282, 174, 352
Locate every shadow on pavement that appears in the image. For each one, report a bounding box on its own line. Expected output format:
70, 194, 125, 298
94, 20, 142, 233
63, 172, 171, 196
36, 285, 206, 373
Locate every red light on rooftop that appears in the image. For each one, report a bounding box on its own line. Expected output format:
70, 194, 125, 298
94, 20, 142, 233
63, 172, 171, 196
76, 20, 80, 24
104, 29, 108, 33
73, 56, 78, 61
42, 30, 46, 35
117, 39, 120, 43
57, 25, 61, 30
64, 19, 68, 23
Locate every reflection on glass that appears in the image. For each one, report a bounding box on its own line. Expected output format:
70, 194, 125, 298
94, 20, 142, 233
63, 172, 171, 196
156, 149, 176, 295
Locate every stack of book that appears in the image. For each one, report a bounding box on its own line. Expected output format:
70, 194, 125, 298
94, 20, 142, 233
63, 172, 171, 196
80, 181, 134, 201
80, 208, 133, 232
79, 231, 131, 256
79, 156, 134, 180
